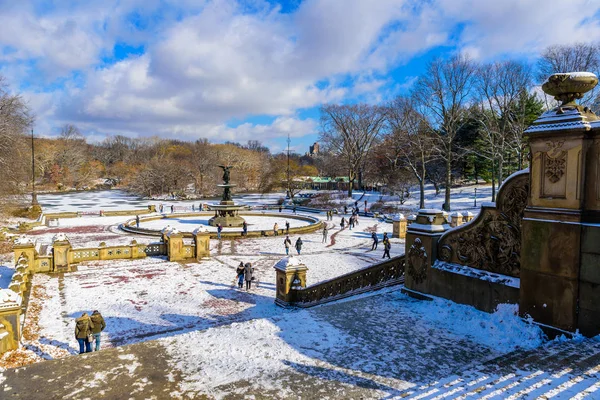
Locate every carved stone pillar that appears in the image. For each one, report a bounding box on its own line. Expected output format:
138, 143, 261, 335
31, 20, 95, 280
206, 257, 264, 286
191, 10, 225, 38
520, 72, 600, 335
12, 236, 37, 273
193, 227, 211, 260
0, 289, 23, 354
392, 214, 407, 239
274, 256, 308, 307
166, 229, 185, 261
52, 234, 72, 272
404, 209, 450, 295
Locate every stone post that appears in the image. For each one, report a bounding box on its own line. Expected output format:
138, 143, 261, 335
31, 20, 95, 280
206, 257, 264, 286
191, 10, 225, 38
520, 72, 600, 336
404, 209, 450, 296
166, 229, 185, 261
449, 211, 463, 228
52, 233, 72, 272
12, 235, 37, 272
273, 256, 308, 307
148, 204, 156, 213
0, 289, 23, 354
462, 211, 474, 223
193, 227, 211, 260
129, 240, 143, 259
392, 214, 407, 239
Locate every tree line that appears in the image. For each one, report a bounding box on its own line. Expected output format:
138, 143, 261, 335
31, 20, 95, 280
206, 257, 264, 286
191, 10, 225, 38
320, 42, 600, 210
0, 42, 598, 212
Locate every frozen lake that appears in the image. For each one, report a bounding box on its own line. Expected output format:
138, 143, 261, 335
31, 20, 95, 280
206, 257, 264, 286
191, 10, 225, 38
37, 190, 285, 213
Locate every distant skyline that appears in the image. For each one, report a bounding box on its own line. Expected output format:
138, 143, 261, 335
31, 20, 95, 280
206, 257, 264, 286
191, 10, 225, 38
1, 0, 599, 153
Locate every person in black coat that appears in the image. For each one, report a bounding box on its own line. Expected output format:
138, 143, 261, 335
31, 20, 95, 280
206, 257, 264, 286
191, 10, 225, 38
371, 232, 379, 250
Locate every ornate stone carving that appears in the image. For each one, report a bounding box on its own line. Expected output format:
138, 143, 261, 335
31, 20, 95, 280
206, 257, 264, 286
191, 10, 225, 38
545, 152, 567, 183
438, 170, 529, 277
407, 238, 428, 284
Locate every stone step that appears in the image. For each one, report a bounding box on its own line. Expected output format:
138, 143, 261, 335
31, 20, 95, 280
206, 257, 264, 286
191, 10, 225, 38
401, 338, 600, 399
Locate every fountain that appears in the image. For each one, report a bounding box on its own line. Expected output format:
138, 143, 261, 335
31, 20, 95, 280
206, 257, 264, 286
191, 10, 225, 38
208, 165, 246, 227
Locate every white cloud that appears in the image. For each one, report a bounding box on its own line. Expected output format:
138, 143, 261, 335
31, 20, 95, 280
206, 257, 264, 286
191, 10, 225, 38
3, 0, 600, 147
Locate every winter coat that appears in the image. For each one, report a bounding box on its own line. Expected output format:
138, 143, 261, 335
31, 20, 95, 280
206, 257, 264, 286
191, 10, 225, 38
295, 238, 303, 250
74, 314, 94, 339
284, 238, 291, 248
384, 239, 391, 250
372, 232, 379, 243
244, 263, 254, 282
236, 264, 245, 277
90, 312, 106, 334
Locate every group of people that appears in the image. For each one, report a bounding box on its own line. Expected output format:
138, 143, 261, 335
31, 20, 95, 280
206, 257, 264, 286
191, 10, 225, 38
371, 232, 391, 258
74, 310, 106, 354
236, 262, 255, 290
283, 235, 303, 255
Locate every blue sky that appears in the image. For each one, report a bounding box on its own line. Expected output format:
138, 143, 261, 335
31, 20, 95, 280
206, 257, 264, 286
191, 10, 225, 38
0, 0, 599, 154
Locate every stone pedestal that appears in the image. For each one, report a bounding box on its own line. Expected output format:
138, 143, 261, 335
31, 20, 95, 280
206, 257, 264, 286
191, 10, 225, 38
520, 72, 600, 336
12, 236, 37, 272
166, 230, 185, 261
274, 256, 308, 307
193, 228, 211, 260
404, 209, 450, 295
0, 289, 23, 354
449, 212, 463, 228
392, 214, 407, 239
52, 234, 72, 272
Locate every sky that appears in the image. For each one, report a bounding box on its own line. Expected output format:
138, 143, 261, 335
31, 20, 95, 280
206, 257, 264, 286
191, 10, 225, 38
1, 0, 599, 154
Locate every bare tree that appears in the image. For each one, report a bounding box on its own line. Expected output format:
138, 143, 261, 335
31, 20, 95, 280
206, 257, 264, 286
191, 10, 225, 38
0, 76, 33, 202
319, 104, 387, 197
537, 42, 600, 111
385, 96, 435, 209
474, 60, 533, 201
412, 54, 476, 211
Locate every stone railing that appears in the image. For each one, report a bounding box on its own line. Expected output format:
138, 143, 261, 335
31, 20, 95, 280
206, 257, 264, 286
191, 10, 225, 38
120, 212, 323, 239
437, 170, 529, 278
284, 255, 405, 308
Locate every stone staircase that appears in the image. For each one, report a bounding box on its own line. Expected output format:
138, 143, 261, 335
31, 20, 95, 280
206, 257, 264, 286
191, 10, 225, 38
395, 338, 600, 399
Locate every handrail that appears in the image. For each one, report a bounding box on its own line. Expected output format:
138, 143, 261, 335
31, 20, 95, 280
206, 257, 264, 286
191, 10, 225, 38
291, 255, 405, 308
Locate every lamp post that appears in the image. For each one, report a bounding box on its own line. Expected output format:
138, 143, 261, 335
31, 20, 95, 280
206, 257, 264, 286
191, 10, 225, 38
31, 129, 39, 207
474, 187, 477, 208
286, 132, 291, 199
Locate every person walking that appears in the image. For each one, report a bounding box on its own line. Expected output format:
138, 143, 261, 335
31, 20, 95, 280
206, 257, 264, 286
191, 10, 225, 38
340, 217, 346, 229
244, 262, 254, 290
295, 237, 303, 255
285, 221, 290, 234
242, 221, 248, 236
273, 223, 279, 236
293, 205, 297, 214
90, 310, 106, 352
349, 215, 354, 230
159, 204, 164, 213
382, 237, 391, 259
74, 312, 94, 354
170, 205, 174, 213
236, 262, 245, 289
192, 204, 195, 212
217, 224, 223, 239
371, 232, 379, 251
322, 224, 329, 243
135, 215, 140, 228
284, 235, 292, 255
344, 205, 348, 214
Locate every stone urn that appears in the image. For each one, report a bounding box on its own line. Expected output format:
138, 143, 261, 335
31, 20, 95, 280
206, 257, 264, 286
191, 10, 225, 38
542, 72, 598, 105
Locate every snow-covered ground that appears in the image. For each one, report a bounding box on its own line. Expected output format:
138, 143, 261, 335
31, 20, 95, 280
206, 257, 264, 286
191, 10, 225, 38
14, 214, 402, 363
35, 183, 494, 214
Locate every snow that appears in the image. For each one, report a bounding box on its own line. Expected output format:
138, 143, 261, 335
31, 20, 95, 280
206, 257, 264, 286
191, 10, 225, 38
567, 72, 597, 79
274, 256, 304, 270
162, 291, 544, 398
433, 260, 520, 288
